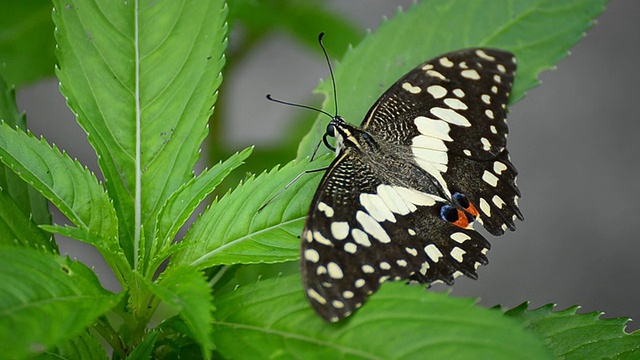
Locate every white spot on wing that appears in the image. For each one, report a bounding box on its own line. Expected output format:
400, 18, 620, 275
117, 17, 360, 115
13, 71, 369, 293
355, 278, 366, 288
481, 94, 491, 104
427, 85, 447, 99
413, 135, 447, 151
453, 88, 465, 97
461, 69, 481, 80
444, 98, 468, 110
485, 109, 495, 119
332, 300, 344, 309
481, 137, 491, 151
379, 262, 391, 270
356, 211, 391, 243
317, 202, 334, 217
424, 244, 443, 262
492, 195, 506, 209
431, 107, 471, 127
451, 247, 466, 262
344, 242, 357, 254
414, 116, 453, 141
360, 192, 396, 223
480, 198, 491, 217
327, 262, 344, 279
405, 247, 418, 256
426, 70, 447, 80
450, 232, 471, 243
419, 261, 430, 275
476, 49, 496, 61
313, 231, 332, 246
402, 82, 422, 94
493, 161, 508, 174
362, 264, 375, 274
482, 170, 499, 187
331, 221, 350, 240
352, 228, 371, 247
304, 249, 320, 263
307, 289, 327, 304
377, 185, 414, 215
439, 57, 454, 67
394, 187, 439, 206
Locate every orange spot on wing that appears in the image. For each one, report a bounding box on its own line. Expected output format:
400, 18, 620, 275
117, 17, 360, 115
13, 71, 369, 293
452, 209, 470, 228
465, 201, 479, 218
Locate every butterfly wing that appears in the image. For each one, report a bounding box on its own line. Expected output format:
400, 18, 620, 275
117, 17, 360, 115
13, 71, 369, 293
301, 148, 490, 322
361, 48, 522, 235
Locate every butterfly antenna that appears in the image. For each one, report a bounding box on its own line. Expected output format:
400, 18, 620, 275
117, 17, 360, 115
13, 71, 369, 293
318, 32, 338, 117
266, 94, 334, 121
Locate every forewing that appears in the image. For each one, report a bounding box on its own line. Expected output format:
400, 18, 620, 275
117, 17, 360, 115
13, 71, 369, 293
301, 149, 490, 322
361, 48, 522, 235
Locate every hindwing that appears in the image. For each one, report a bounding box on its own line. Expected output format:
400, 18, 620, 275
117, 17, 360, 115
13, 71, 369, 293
302, 148, 490, 322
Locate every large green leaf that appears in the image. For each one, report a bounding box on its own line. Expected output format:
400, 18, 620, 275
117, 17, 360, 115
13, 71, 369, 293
147, 266, 213, 360
0, 190, 53, 251
0, 247, 120, 359
0, 123, 117, 244
151, 146, 253, 268
53, 0, 229, 269
0, 75, 54, 251
0, 1, 56, 87
298, 0, 608, 157
175, 155, 331, 269
211, 274, 553, 359
505, 303, 640, 359
33, 330, 109, 360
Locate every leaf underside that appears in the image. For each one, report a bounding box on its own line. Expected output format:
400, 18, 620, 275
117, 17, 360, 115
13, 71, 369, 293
505, 303, 640, 360
0, 248, 120, 360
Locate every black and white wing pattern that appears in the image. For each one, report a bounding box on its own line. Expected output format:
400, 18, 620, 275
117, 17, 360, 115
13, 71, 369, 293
301, 48, 523, 322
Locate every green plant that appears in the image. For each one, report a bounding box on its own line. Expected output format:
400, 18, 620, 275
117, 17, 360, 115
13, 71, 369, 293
1, 0, 637, 359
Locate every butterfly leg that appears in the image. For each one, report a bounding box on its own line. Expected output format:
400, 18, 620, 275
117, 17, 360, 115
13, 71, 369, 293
258, 166, 330, 212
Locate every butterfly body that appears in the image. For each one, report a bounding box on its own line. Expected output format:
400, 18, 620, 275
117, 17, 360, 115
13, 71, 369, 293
300, 48, 522, 322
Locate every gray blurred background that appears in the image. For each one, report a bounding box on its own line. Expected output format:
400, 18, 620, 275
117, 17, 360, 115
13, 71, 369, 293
16, 1, 640, 330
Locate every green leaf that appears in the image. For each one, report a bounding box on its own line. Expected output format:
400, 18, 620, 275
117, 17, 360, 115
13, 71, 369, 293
505, 303, 640, 359
175, 155, 331, 269
0, 123, 118, 242
228, 0, 361, 58
33, 330, 109, 360
53, 0, 229, 269
149, 266, 213, 360
0, 1, 56, 87
0, 247, 121, 359
0, 190, 53, 251
297, 0, 608, 157
40, 225, 132, 288
0, 75, 54, 251
211, 274, 553, 360
125, 331, 157, 360
152, 146, 253, 265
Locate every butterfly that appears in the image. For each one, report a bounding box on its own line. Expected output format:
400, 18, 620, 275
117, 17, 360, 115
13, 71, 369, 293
295, 43, 523, 323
